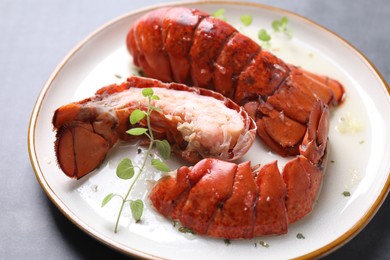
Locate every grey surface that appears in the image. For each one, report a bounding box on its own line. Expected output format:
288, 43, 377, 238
1, 0, 389, 259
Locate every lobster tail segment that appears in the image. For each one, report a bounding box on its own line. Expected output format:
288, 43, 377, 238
54, 122, 111, 179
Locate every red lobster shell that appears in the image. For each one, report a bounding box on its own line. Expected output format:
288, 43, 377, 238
52, 76, 256, 179
127, 7, 345, 156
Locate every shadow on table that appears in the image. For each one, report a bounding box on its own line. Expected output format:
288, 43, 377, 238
46, 197, 134, 259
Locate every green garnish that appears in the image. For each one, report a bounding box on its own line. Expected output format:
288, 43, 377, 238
257, 29, 271, 48
155, 139, 171, 160
359, 140, 365, 144
296, 233, 305, 239
240, 15, 253, 26
178, 226, 195, 234
102, 88, 171, 233
116, 158, 134, 179
213, 8, 227, 21
272, 16, 292, 38
342, 191, 351, 197
101, 193, 119, 207
258, 29, 271, 42
258, 240, 270, 248
253, 16, 293, 48
130, 199, 144, 223
151, 158, 170, 172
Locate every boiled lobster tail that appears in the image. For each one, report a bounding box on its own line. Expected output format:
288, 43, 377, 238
127, 7, 345, 157
149, 98, 330, 238
150, 159, 288, 238
53, 76, 256, 179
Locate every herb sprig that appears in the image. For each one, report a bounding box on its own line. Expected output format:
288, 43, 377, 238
101, 88, 171, 233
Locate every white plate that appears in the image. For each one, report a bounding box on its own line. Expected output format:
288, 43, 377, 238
28, 1, 390, 259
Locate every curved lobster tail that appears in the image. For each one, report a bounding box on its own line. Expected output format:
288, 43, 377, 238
149, 159, 288, 238
52, 76, 256, 179
127, 7, 345, 157
149, 99, 330, 238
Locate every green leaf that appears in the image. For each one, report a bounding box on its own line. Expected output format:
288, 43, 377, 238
151, 95, 160, 100
126, 127, 148, 136
240, 15, 253, 26
258, 29, 271, 42
101, 193, 116, 207
142, 88, 154, 97
156, 140, 171, 160
272, 17, 290, 36
213, 8, 225, 17
130, 199, 144, 222
281, 16, 289, 26
116, 158, 134, 179
151, 158, 170, 172
272, 19, 282, 31
212, 8, 226, 21
130, 109, 146, 125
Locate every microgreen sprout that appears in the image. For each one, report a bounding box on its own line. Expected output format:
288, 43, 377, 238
272, 16, 292, 39
258, 29, 271, 48
257, 16, 292, 48
213, 8, 227, 21
240, 14, 253, 26
101, 88, 171, 233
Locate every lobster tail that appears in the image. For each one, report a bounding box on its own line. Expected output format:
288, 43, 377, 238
52, 77, 256, 178
127, 7, 345, 157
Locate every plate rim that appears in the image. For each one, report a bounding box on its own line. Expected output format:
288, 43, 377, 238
28, 1, 390, 259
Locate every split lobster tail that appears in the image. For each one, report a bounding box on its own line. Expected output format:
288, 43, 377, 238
149, 99, 329, 238
52, 76, 256, 179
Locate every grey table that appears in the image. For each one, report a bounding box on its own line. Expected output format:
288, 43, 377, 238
1, 0, 389, 259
